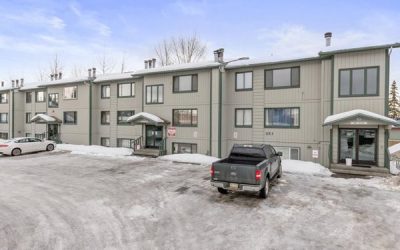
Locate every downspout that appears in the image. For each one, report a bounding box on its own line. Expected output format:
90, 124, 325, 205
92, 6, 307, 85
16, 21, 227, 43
12, 90, 15, 138
218, 69, 222, 158
384, 48, 391, 169
89, 80, 93, 145
329, 55, 335, 166
209, 70, 213, 155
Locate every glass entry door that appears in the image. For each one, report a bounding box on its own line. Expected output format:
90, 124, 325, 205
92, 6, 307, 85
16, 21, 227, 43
339, 128, 377, 165
145, 125, 163, 148
47, 124, 59, 141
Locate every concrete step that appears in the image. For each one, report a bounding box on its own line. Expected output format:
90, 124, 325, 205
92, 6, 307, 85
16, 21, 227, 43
133, 148, 160, 158
330, 164, 390, 177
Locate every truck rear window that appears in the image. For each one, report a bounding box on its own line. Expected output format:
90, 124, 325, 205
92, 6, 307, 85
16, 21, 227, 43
230, 147, 266, 158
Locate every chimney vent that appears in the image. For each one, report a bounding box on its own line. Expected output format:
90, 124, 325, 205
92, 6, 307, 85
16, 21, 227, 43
152, 58, 156, 68
92, 68, 96, 78
88, 68, 92, 78
144, 60, 148, 69
11, 80, 15, 88
16, 79, 19, 88
59, 72, 62, 80
1, 81, 3, 87
54, 73, 58, 80
20, 78, 24, 87
148, 59, 153, 68
214, 48, 224, 63
324, 32, 332, 47
50, 74, 54, 81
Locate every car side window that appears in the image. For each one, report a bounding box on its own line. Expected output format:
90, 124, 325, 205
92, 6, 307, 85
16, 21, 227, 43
265, 146, 273, 158
17, 139, 28, 143
270, 147, 276, 155
28, 138, 40, 142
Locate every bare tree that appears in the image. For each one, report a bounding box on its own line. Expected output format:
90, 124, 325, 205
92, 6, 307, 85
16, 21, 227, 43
37, 65, 46, 82
154, 34, 207, 66
49, 53, 63, 77
120, 53, 126, 73
97, 53, 116, 74
70, 65, 86, 77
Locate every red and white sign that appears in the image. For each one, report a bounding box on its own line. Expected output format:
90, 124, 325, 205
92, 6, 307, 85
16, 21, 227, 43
167, 127, 176, 137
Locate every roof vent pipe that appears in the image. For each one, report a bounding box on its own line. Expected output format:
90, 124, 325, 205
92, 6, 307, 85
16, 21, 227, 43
88, 68, 92, 78
11, 80, 15, 88
1, 81, 3, 87
15, 79, 19, 88
152, 58, 156, 68
324, 32, 332, 47
144, 60, 148, 69
148, 59, 152, 68
54, 73, 58, 80
20, 78, 24, 87
92, 68, 96, 78
58, 72, 62, 80
213, 48, 224, 63
50, 74, 54, 81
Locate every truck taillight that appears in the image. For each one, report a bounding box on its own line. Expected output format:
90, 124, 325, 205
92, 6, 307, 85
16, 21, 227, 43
255, 169, 262, 181
210, 165, 215, 177
0, 144, 8, 148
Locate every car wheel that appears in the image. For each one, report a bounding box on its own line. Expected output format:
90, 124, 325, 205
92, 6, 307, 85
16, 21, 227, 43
217, 187, 228, 194
11, 148, 21, 156
277, 164, 282, 178
259, 177, 270, 199
46, 144, 55, 151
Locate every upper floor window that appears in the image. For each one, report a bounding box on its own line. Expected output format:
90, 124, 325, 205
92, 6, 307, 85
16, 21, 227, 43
101, 85, 110, 98
265, 67, 300, 89
173, 75, 198, 93
101, 111, 110, 125
64, 111, 77, 125
235, 72, 253, 91
48, 93, 59, 108
235, 108, 252, 127
265, 107, 299, 128
36, 91, 45, 102
64, 86, 77, 99
339, 67, 378, 97
146, 85, 164, 104
26, 112, 31, 123
0, 113, 8, 123
118, 83, 135, 97
173, 109, 198, 127
26, 92, 32, 103
117, 111, 134, 125
0, 93, 8, 103
0, 132, 8, 140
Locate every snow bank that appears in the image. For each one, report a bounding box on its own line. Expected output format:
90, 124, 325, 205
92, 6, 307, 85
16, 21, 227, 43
390, 161, 400, 175
158, 154, 220, 165
282, 160, 332, 176
389, 143, 400, 154
55, 144, 143, 160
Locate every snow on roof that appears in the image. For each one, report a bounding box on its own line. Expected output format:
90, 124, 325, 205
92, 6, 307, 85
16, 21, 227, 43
225, 56, 320, 69
323, 109, 399, 126
133, 61, 220, 75
37, 76, 88, 87
30, 114, 60, 123
127, 112, 166, 124
319, 42, 400, 55
93, 72, 135, 83
19, 83, 45, 91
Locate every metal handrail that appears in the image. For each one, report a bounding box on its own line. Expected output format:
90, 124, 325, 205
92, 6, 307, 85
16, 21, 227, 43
132, 136, 143, 151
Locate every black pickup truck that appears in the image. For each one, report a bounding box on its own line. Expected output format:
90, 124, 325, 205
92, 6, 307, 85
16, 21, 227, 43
210, 144, 282, 198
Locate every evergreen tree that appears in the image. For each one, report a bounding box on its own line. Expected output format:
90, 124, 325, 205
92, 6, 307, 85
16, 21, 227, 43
389, 80, 400, 119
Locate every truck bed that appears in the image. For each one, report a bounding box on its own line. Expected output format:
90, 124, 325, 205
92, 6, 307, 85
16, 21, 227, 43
218, 157, 264, 166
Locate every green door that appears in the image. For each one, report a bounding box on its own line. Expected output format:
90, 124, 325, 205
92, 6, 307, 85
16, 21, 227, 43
146, 125, 163, 148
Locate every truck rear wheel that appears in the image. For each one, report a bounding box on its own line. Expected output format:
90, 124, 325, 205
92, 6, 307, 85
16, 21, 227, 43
259, 178, 270, 199
217, 187, 228, 194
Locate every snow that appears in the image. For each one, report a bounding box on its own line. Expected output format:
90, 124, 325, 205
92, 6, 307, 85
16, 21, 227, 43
127, 112, 165, 123
30, 114, 57, 122
323, 109, 398, 125
390, 161, 400, 175
133, 61, 220, 75
389, 143, 400, 154
54, 144, 143, 160
282, 160, 332, 176
225, 56, 319, 69
37, 77, 88, 87
93, 72, 135, 82
158, 153, 220, 165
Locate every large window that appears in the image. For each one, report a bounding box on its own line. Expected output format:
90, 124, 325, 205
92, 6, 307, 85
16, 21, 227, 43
25, 133, 32, 137
48, 93, 59, 108
339, 67, 378, 97
35, 134, 45, 140
101, 85, 110, 98
101, 111, 110, 125
235, 108, 252, 127
274, 147, 300, 160
0, 93, 8, 104
117, 111, 134, 125
0, 113, 8, 123
265, 67, 300, 89
101, 137, 110, 147
118, 83, 135, 97
236, 72, 253, 91
64, 86, 77, 99
26, 113, 31, 123
265, 107, 300, 128
146, 85, 164, 104
117, 138, 133, 148
26, 92, 32, 103
63, 111, 77, 125
36, 91, 45, 102
173, 109, 198, 127
0, 132, 8, 140
173, 143, 197, 154
173, 75, 198, 93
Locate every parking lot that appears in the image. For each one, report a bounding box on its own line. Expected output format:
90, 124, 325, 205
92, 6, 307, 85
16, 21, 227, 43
0, 151, 400, 249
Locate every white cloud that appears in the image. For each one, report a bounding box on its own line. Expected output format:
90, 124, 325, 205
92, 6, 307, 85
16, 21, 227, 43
173, 0, 206, 16
1, 10, 65, 30
69, 2, 111, 37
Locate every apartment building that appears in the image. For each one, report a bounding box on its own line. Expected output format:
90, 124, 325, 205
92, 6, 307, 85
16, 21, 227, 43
0, 42, 399, 175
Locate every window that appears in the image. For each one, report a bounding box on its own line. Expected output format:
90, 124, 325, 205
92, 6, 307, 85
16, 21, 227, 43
117, 138, 133, 148
25, 133, 32, 137
36, 91, 45, 102
0, 93, 7, 104
26, 113, 31, 123
274, 147, 300, 160
26, 92, 32, 103
0, 113, 8, 123
35, 134, 45, 140
117, 111, 134, 125
236, 72, 253, 90
265, 67, 300, 89
173, 109, 198, 126
101, 85, 110, 98
63, 111, 77, 124
101, 111, 110, 125
146, 85, 164, 104
265, 107, 300, 128
48, 93, 59, 108
339, 67, 379, 96
118, 83, 135, 97
101, 137, 110, 147
235, 108, 252, 127
64, 86, 77, 99
173, 143, 197, 154
0, 133, 8, 140
173, 75, 198, 93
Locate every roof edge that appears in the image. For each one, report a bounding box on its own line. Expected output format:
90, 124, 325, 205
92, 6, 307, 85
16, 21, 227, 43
319, 43, 400, 56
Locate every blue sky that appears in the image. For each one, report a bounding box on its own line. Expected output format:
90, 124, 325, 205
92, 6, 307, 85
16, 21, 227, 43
1, 0, 400, 84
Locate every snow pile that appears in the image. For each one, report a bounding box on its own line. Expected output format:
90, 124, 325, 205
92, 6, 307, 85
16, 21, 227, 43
282, 160, 332, 176
323, 109, 398, 125
390, 161, 400, 175
158, 154, 220, 165
389, 143, 400, 154
55, 144, 143, 160
127, 112, 164, 124
31, 114, 57, 122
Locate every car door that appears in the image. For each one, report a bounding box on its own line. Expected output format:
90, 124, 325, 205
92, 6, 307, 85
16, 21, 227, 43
28, 138, 43, 152
266, 146, 279, 175
15, 138, 31, 153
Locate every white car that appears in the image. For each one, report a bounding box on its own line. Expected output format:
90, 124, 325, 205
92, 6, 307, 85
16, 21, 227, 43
0, 137, 56, 156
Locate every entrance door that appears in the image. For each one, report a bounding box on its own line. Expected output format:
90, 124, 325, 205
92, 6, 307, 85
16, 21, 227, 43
339, 128, 377, 165
48, 124, 59, 141
145, 125, 163, 148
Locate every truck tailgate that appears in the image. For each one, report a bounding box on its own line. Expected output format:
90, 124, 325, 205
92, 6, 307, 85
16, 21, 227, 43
213, 163, 257, 185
